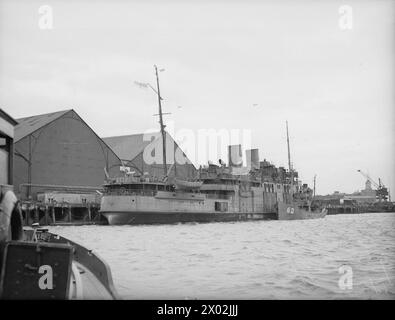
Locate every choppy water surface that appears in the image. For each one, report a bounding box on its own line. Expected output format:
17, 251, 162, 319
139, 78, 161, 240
49, 213, 395, 299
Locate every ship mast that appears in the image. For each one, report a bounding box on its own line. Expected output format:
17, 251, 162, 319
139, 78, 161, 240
286, 120, 293, 185
154, 65, 167, 177
313, 174, 317, 197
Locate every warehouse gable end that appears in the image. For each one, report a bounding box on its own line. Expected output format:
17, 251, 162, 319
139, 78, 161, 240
102, 132, 197, 180
13, 109, 122, 200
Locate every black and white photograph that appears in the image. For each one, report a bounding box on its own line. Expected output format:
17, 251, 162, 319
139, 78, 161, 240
0, 0, 394, 308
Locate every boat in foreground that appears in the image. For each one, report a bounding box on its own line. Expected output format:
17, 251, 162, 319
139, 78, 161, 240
0, 109, 118, 299
1, 190, 118, 300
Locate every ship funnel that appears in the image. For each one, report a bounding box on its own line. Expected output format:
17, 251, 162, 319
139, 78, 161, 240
228, 144, 243, 167
246, 149, 259, 170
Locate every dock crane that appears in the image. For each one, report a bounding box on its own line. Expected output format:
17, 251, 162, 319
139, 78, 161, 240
357, 170, 389, 202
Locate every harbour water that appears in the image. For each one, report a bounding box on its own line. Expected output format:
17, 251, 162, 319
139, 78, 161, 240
48, 212, 395, 299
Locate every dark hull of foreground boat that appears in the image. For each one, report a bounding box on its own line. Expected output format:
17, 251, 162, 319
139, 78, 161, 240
0, 229, 119, 300
101, 211, 277, 225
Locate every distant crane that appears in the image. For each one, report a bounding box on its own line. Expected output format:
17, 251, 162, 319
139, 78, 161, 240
357, 170, 388, 202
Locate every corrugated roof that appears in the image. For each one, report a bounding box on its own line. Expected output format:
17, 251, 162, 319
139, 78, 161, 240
15, 109, 71, 142
0, 109, 18, 125
102, 132, 161, 161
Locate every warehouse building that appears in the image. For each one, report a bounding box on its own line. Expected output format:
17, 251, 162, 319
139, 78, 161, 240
0, 109, 18, 187
13, 109, 122, 200
102, 131, 197, 181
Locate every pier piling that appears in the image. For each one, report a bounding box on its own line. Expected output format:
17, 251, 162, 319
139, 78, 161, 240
44, 206, 49, 225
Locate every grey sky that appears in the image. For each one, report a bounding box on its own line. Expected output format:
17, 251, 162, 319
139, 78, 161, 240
0, 0, 394, 196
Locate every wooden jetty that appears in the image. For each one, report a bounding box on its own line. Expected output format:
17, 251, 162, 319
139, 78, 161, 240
20, 201, 107, 226
17, 184, 108, 226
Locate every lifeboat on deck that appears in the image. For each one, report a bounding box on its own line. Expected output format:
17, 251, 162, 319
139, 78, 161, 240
174, 179, 203, 190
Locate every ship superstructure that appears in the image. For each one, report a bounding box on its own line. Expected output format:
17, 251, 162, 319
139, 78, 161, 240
100, 154, 296, 225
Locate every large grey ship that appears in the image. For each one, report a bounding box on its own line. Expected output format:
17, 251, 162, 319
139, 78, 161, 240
99, 67, 326, 225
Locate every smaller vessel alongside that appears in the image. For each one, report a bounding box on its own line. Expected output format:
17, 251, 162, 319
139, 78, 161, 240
277, 191, 328, 220
276, 121, 327, 220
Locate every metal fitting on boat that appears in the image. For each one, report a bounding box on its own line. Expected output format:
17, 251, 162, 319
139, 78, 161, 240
0, 190, 24, 244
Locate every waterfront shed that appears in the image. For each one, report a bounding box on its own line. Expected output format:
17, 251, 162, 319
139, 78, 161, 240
13, 109, 122, 199
0, 109, 18, 187
102, 131, 196, 180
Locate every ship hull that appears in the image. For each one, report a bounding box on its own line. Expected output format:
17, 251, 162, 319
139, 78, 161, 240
277, 201, 327, 220
101, 211, 276, 225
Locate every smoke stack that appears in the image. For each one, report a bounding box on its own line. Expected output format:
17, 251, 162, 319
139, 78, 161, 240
228, 144, 243, 167
246, 149, 259, 170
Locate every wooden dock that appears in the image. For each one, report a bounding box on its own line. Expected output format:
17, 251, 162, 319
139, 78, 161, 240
20, 201, 108, 226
